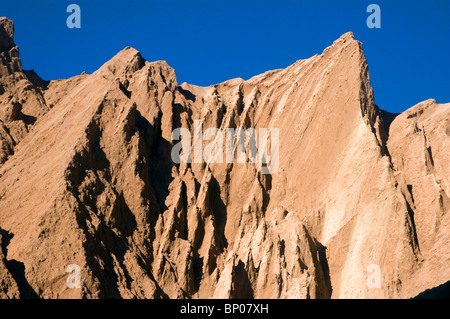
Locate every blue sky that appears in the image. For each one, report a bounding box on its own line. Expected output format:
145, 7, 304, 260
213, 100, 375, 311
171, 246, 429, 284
2, 0, 449, 113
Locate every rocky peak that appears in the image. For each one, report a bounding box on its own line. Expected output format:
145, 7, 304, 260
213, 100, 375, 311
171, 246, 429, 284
96, 47, 146, 78
0, 18, 47, 166
0, 17, 15, 52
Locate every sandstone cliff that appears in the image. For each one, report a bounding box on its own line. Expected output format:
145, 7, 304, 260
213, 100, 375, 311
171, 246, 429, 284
0, 17, 448, 299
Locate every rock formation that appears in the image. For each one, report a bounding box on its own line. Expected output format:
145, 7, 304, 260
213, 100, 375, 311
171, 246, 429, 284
0, 17, 448, 299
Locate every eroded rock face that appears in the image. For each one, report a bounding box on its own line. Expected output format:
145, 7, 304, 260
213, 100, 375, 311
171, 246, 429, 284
0, 18, 48, 165
387, 99, 450, 297
0, 17, 448, 299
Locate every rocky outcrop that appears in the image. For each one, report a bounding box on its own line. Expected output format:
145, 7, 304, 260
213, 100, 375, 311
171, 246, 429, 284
387, 99, 450, 297
0, 18, 48, 165
0, 17, 448, 299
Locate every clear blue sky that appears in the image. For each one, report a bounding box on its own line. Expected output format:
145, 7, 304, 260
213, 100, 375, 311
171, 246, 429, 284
2, 0, 449, 113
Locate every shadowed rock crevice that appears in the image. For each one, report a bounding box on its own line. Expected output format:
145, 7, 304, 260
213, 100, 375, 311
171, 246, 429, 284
230, 260, 254, 299
313, 240, 333, 299
0, 229, 38, 299
4, 259, 39, 299
379, 109, 400, 137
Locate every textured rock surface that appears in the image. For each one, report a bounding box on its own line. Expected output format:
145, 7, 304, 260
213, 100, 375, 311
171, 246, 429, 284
0, 17, 448, 299
387, 99, 450, 297
0, 18, 48, 165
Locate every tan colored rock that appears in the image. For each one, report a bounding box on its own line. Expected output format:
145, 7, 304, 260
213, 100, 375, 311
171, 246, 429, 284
387, 99, 450, 297
0, 17, 448, 299
0, 18, 49, 165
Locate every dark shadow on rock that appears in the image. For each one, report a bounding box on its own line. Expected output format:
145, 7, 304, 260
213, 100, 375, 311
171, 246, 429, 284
316, 241, 332, 299
5, 260, 39, 298
208, 174, 228, 252
232, 260, 254, 299
172, 103, 184, 129
258, 171, 272, 214
177, 86, 196, 102
0, 227, 12, 251
404, 189, 421, 254
303, 228, 332, 299
107, 191, 138, 238
413, 280, 450, 299
22, 114, 36, 126
192, 254, 204, 293
73, 200, 123, 298
75, 199, 167, 298
118, 81, 131, 98
23, 69, 49, 90
0, 228, 39, 298
65, 113, 140, 297
379, 108, 400, 137
145, 110, 175, 218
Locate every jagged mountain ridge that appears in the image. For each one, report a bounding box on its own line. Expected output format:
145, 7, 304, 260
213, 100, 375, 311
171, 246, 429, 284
0, 17, 448, 299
